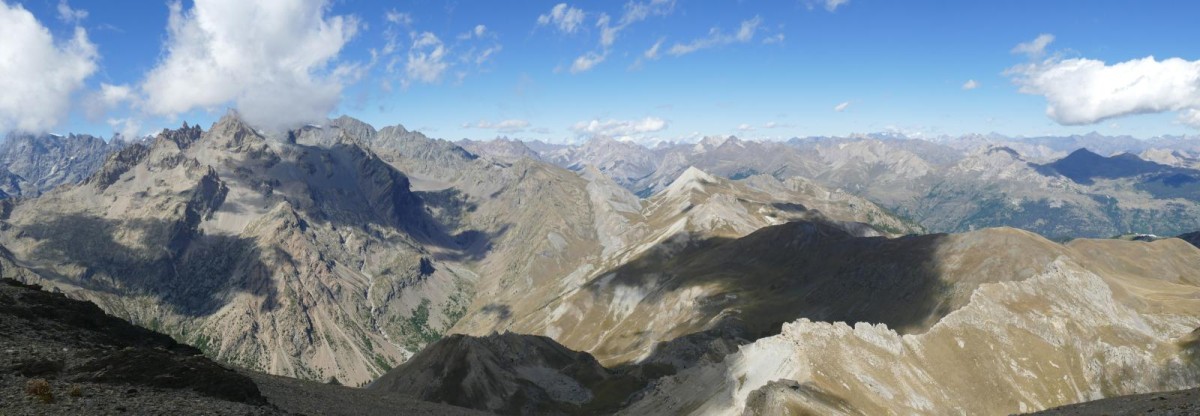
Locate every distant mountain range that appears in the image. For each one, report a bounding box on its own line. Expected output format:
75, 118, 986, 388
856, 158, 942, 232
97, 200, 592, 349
461, 133, 1200, 238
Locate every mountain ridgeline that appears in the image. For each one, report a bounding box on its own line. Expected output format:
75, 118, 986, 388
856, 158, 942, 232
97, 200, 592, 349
1, 117, 1198, 415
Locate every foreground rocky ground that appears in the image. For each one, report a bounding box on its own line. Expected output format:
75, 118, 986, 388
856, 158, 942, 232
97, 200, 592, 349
0, 278, 478, 415
1030, 387, 1200, 415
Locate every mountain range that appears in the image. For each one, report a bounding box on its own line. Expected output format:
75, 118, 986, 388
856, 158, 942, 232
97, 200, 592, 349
1, 116, 1198, 415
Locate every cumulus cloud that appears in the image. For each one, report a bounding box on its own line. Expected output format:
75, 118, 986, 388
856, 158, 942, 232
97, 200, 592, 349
83, 83, 136, 120
56, 0, 87, 23
1008, 55, 1200, 126
571, 117, 668, 140
1011, 34, 1055, 58
107, 117, 142, 139
140, 0, 360, 131
462, 119, 530, 133
537, 3, 585, 34
834, 101, 850, 112
668, 16, 762, 56
962, 79, 979, 90
0, 1, 98, 133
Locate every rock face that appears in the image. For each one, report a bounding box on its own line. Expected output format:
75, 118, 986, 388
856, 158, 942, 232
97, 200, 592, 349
0, 132, 126, 197
369, 333, 642, 415
0, 113, 475, 386
620, 236, 1200, 415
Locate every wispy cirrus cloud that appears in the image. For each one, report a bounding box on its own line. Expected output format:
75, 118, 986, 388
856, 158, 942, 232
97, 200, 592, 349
668, 16, 762, 56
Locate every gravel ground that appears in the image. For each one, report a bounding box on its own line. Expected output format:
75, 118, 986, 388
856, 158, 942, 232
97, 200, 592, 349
248, 372, 483, 416
1, 374, 283, 416
1028, 388, 1200, 416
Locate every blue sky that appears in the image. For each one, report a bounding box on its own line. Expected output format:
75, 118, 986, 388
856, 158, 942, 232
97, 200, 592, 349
2, 0, 1199, 143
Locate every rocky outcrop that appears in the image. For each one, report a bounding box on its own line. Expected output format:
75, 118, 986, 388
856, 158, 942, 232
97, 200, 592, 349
370, 332, 644, 415
0, 278, 266, 404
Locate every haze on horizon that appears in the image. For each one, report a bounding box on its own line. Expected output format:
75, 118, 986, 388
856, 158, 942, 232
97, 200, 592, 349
1, 0, 1199, 143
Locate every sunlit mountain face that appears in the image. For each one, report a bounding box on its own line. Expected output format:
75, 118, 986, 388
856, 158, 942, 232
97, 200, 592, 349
1, 1, 1198, 415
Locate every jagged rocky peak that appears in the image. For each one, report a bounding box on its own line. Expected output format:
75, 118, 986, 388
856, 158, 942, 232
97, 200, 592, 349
206, 111, 266, 148
157, 121, 204, 150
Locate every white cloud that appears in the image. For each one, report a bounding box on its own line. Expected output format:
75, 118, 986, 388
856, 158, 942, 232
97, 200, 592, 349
1012, 34, 1055, 58
385, 10, 412, 26
834, 101, 850, 112
571, 51, 607, 73
1008, 55, 1200, 127
668, 16, 762, 56
537, 3, 585, 34
458, 24, 487, 40
763, 121, 792, 129
737, 123, 754, 132
571, 117, 668, 140
462, 119, 530, 133
405, 32, 448, 85
762, 33, 785, 45
56, 0, 87, 23
141, 0, 359, 131
571, 0, 674, 73
824, 0, 850, 11
962, 79, 979, 90
1180, 109, 1200, 128
84, 83, 136, 120
0, 1, 98, 133
107, 117, 142, 139
644, 37, 665, 60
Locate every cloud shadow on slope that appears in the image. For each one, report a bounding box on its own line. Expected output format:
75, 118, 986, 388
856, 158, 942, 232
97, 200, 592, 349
580, 220, 953, 369
21, 214, 277, 318
217, 141, 504, 264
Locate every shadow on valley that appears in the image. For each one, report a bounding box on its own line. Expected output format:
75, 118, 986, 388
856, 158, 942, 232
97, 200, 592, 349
214, 139, 503, 263
580, 220, 953, 368
20, 214, 277, 318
